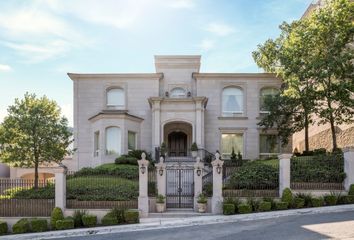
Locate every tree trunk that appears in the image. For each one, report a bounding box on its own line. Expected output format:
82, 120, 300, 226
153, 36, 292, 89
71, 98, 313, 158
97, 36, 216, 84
329, 114, 338, 151
304, 114, 310, 152
34, 161, 39, 189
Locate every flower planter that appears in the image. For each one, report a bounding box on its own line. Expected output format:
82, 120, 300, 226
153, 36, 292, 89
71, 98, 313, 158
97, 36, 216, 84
191, 151, 198, 158
156, 203, 165, 213
197, 203, 207, 213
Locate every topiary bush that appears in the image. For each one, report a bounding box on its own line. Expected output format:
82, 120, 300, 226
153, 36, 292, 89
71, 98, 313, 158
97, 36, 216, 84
30, 219, 48, 232
124, 210, 139, 223
348, 184, 354, 195
0, 221, 8, 235
12, 218, 30, 234
82, 215, 97, 227
311, 197, 324, 207
258, 201, 272, 212
344, 195, 354, 204
115, 156, 138, 165
73, 210, 87, 228
101, 215, 119, 226
296, 193, 313, 207
56, 218, 75, 230
223, 197, 240, 213
292, 197, 305, 209
51, 207, 64, 229
247, 198, 260, 212
238, 203, 252, 214
281, 188, 293, 207
223, 203, 235, 215
324, 195, 337, 206
275, 201, 288, 210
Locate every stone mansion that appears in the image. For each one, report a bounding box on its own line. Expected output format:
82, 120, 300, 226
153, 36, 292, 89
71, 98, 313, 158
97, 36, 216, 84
68, 55, 291, 170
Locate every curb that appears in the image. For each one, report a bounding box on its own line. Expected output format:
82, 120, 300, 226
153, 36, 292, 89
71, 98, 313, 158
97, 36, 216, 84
1, 204, 354, 240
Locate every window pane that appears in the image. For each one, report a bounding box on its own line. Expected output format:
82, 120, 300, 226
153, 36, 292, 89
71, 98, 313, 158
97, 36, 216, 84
106, 127, 121, 155
107, 89, 125, 107
260, 88, 278, 111
260, 135, 279, 153
170, 88, 186, 98
222, 88, 243, 115
94, 131, 99, 156
221, 133, 243, 156
128, 131, 136, 150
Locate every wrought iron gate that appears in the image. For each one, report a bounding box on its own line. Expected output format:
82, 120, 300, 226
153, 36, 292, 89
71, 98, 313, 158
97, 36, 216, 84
166, 166, 194, 208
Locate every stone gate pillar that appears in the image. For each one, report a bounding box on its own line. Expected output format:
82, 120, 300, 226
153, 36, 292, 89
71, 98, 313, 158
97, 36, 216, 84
211, 152, 224, 214
138, 153, 150, 217
194, 156, 203, 212
156, 156, 166, 209
279, 154, 292, 197
344, 147, 354, 191
54, 165, 67, 210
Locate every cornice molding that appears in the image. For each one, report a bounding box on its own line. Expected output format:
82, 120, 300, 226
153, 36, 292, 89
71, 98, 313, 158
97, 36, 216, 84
68, 73, 163, 81
193, 72, 280, 80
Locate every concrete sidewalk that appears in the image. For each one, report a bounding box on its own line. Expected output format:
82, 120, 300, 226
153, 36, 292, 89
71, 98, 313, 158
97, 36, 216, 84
1, 204, 354, 240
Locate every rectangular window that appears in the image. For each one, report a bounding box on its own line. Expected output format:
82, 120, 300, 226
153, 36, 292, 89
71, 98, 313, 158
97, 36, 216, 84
128, 131, 136, 151
221, 133, 243, 158
259, 134, 279, 157
94, 131, 100, 156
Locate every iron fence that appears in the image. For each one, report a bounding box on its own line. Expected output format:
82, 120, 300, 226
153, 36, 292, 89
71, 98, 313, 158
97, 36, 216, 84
148, 168, 157, 197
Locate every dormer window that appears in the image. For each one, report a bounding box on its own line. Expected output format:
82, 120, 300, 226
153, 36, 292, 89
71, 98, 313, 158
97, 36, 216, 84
107, 88, 125, 109
170, 87, 186, 98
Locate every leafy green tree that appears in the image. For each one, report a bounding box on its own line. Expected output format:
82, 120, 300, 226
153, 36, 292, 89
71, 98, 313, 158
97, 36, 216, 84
0, 93, 73, 188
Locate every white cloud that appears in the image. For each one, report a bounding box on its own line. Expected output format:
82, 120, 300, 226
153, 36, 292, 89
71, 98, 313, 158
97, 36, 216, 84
168, 0, 195, 9
60, 103, 73, 127
198, 39, 214, 51
0, 64, 12, 72
206, 22, 235, 36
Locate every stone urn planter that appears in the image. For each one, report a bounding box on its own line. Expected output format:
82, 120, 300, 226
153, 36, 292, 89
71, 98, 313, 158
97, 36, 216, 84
197, 193, 207, 213
156, 194, 166, 213
191, 142, 198, 158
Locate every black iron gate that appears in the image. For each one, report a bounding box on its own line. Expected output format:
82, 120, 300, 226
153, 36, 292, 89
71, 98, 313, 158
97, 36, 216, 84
166, 166, 194, 208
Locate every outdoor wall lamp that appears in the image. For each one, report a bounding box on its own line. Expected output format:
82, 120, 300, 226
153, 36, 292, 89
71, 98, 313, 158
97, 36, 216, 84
216, 164, 221, 174
159, 167, 164, 176
196, 167, 201, 176
140, 164, 146, 174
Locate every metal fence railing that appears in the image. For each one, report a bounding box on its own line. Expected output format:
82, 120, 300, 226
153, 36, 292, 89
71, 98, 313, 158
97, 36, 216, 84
148, 168, 157, 197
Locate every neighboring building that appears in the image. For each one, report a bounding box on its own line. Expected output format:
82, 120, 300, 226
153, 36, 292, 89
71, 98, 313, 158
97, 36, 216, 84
69, 55, 291, 170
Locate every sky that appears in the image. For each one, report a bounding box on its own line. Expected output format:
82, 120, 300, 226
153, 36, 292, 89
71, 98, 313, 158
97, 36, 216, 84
0, 0, 312, 126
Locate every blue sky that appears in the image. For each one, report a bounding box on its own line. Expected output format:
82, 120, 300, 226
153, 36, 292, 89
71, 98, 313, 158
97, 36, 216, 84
0, 0, 312, 126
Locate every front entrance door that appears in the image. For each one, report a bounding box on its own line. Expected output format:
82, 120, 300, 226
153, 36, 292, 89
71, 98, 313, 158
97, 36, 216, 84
168, 132, 187, 156
166, 165, 194, 208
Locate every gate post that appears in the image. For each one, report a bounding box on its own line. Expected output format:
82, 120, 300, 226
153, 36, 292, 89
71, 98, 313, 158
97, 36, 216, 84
211, 152, 224, 214
156, 156, 166, 209
138, 153, 150, 217
279, 154, 292, 197
194, 157, 204, 212
54, 165, 67, 210
344, 147, 354, 191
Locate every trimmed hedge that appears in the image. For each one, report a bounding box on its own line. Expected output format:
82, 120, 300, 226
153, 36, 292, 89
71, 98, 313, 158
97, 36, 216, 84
0, 221, 8, 235
82, 215, 97, 227
73, 210, 87, 228
281, 188, 293, 207
124, 210, 139, 223
13, 219, 30, 234
238, 204, 252, 214
311, 197, 324, 207
101, 215, 119, 226
223, 204, 235, 215
292, 197, 305, 209
115, 156, 138, 165
56, 218, 75, 230
349, 184, 354, 195
275, 202, 288, 210
258, 201, 272, 212
73, 164, 138, 180
324, 195, 337, 206
30, 219, 48, 232
51, 207, 64, 230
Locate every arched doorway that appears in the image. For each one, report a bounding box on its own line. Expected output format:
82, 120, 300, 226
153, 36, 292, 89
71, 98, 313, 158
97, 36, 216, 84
168, 131, 187, 156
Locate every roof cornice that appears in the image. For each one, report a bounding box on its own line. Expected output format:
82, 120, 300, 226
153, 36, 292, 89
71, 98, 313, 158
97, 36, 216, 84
68, 73, 163, 81
193, 72, 279, 79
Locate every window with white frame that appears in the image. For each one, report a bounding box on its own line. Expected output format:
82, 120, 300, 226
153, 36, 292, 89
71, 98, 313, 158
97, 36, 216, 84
105, 127, 121, 155
221, 133, 243, 157
107, 88, 125, 108
170, 87, 186, 98
260, 87, 279, 112
94, 131, 100, 156
128, 131, 136, 151
259, 134, 280, 157
222, 87, 243, 116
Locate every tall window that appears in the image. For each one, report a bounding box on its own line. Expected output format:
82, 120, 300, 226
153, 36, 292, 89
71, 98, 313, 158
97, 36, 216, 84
221, 133, 243, 157
260, 87, 278, 112
259, 134, 279, 156
106, 127, 121, 155
107, 88, 125, 108
128, 131, 136, 151
222, 87, 243, 116
94, 131, 100, 157
170, 87, 186, 98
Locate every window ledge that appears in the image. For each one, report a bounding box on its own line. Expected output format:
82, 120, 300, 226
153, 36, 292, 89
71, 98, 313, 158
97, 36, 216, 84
218, 116, 248, 120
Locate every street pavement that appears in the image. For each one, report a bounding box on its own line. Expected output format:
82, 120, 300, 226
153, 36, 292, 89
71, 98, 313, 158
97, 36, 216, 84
49, 210, 354, 240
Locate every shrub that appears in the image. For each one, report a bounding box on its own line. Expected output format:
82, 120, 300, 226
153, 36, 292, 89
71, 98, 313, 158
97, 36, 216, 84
311, 197, 324, 207
258, 201, 272, 212
124, 210, 139, 223
0, 221, 8, 235
30, 219, 48, 232
263, 197, 276, 210
101, 215, 119, 226
223, 197, 240, 213
51, 207, 64, 229
115, 156, 138, 165
324, 195, 337, 206
56, 218, 75, 230
156, 194, 165, 204
75, 164, 139, 180
223, 203, 235, 215
292, 197, 305, 209
2, 184, 54, 199
13, 219, 30, 234
82, 215, 97, 227
191, 142, 198, 151
275, 202, 288, 210
247, 198, 260, 212
73, 210, 87, 228
345, 195, 354, 204
238, 203, 252, 214
102, 208, 125, 225
281, 188, 293, 207
296, 193, 313, 207
202, 182, 213, 197
348, 184, 354, 195
197, 193, 207, 204
127, 150, 152, 161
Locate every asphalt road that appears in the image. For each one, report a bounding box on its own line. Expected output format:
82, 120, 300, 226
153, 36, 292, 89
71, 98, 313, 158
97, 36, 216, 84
50, 211, 354, 240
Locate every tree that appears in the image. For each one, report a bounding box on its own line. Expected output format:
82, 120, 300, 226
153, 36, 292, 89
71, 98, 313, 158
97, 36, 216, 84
0, 93, 73, 188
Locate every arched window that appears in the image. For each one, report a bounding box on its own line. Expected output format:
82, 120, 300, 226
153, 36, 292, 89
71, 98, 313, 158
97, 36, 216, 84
260, 87, 279, 112
107, 88, 125, 108
105, 127, 121, 155
170, 87, 186, 98
222, 87, 243, 116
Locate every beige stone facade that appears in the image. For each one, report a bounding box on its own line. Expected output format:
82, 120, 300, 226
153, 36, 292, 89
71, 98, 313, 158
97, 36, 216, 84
69, 55, 291, 170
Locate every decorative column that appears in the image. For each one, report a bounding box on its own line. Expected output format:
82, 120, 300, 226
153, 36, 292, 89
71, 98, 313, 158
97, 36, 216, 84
138, 153, 150, 217
54, 165, 67, 210
211, 152, 224, 214
344, 147, 354, 191
155, 156, 166, 210
194, 157, 204, 212
279, 154, 292, 197
151, 98, 161, 154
